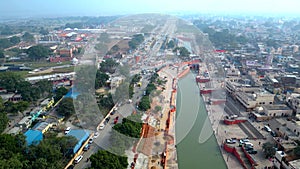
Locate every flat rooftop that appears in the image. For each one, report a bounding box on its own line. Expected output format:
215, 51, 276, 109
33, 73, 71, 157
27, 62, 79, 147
263, 104, 291, 111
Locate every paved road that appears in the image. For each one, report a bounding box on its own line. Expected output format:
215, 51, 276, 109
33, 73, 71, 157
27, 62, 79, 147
224, 95, 265, 139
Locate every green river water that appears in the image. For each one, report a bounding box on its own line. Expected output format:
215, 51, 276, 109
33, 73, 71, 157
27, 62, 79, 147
175, 73, 227, 169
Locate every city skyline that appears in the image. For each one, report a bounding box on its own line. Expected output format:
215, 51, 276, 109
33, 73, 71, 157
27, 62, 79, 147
1, 0, 300, 18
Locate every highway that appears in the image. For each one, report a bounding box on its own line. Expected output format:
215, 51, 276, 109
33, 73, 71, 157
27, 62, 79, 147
73, 17, 178, 169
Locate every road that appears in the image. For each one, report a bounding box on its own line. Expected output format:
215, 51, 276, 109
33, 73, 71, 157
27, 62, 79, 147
224, 95, 264, 139
74, 17, 178, 169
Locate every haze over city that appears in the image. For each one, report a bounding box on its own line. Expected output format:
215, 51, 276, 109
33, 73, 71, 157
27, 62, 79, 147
1, 0, 300, 18
3, 0, 300, 168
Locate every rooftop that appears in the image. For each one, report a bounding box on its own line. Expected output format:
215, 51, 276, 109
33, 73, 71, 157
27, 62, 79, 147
289, 159, 300, 168
24, 129, 43, 146
263, 104, 291, 111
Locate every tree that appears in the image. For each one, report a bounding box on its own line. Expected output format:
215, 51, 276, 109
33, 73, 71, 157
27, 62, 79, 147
0, 50, 4, 58
39, 27, 49, 35
145, 83, 156, 95
154, 106, 162, 113
107, 44, 120, 55
173, 47, 190, 58
54, 87, 68, 102
9, 36, 20, 45
26, 45, 50, 60
22, 32, 35, 42
95, 70, 109, 89
99, 58, 119, 74
89, 150, 128, 169
0, 96, 4, 111
294, 146, 300, 157
0, 72, 23, 92
28, 140, 63, 167
0, 25, 13, 35
98, 93, 114, 110
4, 101, 29, 115
57, 98, 75, 117
0, 134, 26, 154
35, 80, 53, 97
47, 136, 77, 158
262, 142, 276, 158
138, 96, 151, 111
0, 112, 8, 133
128, 34, 144, 50
131, 74, 141, 84
167, 40, 175, 49
113, 114, 142, 138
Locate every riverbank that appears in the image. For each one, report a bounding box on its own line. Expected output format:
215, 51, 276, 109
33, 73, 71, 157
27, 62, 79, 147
197, 61, 245, 168
202, 94, 244, 169
175, 68, 227, 168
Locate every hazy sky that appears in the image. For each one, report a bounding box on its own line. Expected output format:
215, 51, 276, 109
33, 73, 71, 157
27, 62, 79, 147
1, 0, 300, 18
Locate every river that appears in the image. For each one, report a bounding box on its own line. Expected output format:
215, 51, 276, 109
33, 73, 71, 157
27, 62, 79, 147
175, 73, 227, 169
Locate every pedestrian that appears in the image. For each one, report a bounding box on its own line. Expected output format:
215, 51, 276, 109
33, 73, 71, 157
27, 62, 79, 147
259, 141, 261, 145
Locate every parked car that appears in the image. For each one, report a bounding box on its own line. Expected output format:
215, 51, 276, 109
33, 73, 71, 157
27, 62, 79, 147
88, 138, 93, 144
105, 117, 110, 123
264, 125, 272, 132
247, 150, 258, 154
271, 131, 277, 137
83, 144, 90, 151
239, 138, 249, 144
99, 124, 105, 130
114, 116, 119, 124
74, 155, 83, 164
64, 127, 71, 134
110, 111, 116, 115
93, 132, 99, 138
226, 139, 236, 144
244, 142, 254, 148
244, 146, 254, 151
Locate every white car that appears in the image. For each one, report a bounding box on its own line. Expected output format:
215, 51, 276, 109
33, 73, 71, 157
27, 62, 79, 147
74, 155, 83, 164
99, 124, 105, 130
94, 132, 99, 138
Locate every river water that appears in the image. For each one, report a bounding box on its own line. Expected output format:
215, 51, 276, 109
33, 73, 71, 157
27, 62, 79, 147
175, 73, 227, 169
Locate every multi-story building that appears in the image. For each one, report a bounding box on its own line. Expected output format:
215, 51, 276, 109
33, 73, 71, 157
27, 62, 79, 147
275, 55, 294, 63
287, 93, 300, 114
236, 90, 275, 110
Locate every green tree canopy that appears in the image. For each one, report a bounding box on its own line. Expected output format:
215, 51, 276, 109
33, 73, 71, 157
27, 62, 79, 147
26, 45, 50, 60
99, 58, 119, 74
95, 70, 109, 89
39, 27, 49, 35
262, 142, 276, 158
128, 34, 144, 50
113, 114, 142, 138
0, 72, 23, 92
57, 98, 75, 117
145, 83, 156, 95
138, 96, 151, 111
9, 36, 20, 45
54, 87, 69, 102
0, 112, 8, 133
98, 93, 114, 111
22, 32, 35, 42
294, 146, 300, 157
167, 40, 175, 49
89, 150, 128, 169
173, 47, 190, 58
0, 50, 4, 58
